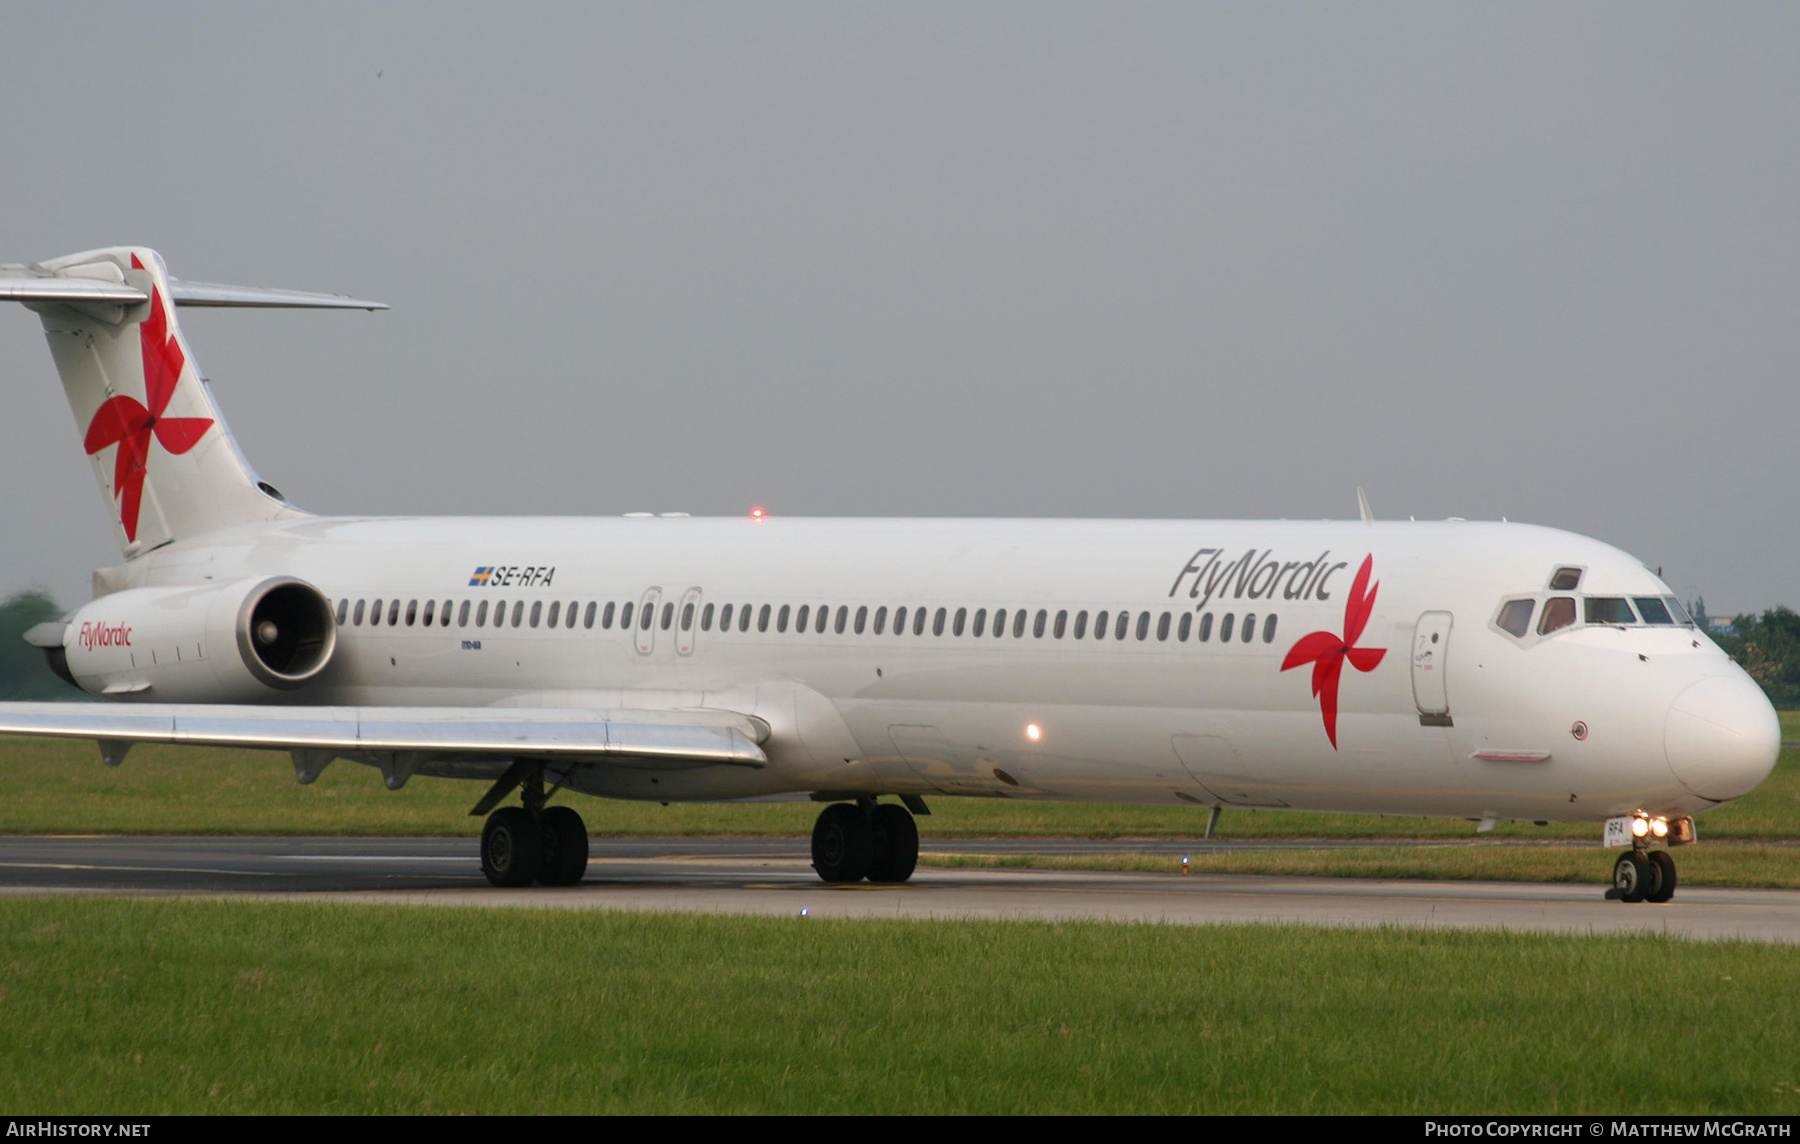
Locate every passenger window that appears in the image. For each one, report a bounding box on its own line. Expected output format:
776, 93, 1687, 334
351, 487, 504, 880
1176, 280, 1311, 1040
1093, 610, 1107, 639
600, 601, 615, 629
1262, 615, 1277, 643
390, 600, 403, 626
403, 600, 416, 627
1157, 612, 1171, 641
353, 599, 366, 626
716, 603, 731, 631
835, 606, 849, 635
1014, 610, 1028, 638
335, 598, 349, 626
815, 606, 829, 634
684, 602, 698, 631
1114, 612, 1129, 641
1177, 613, 1191, 641
1198, 612, 1213, 642
1585, 597, 1636, 625
514, 601, 527, 627
701, 603, 715, 631
973, 608, 987, 637
954, 608, 968, 637
796, 605, 810, 632
776, 604, 789, 633
458, 600, 471, 627
619, 601, 633, 629
1073, 610, 1088, 640
1550, 567, 1583, 591
872, 606, 885, 635
1033, 610, 1046, 638
660, 602, 674, 630
990, 608, 1003, 637
566, 601, 578, 629
934, 608, 947, 636
474, 600, 489, 627
1136, 612, 1150, 641
585, 602, 597, 629
1538, 597, 1576, 635
917, 608, 930, 636
1219, 613, 1235, 642
739, 604, 753, 633
759, 604, 772, 633
857, 606, 869, 635
370, 598, 383, 626
1242, 614, 1255, 642
1496, 599, 1535, 638
545, 602, 559, 628
1053, 610, 1067, 639
424, 600, 437, 626
530, 602, 543, 628
1634, 597, 1674, 625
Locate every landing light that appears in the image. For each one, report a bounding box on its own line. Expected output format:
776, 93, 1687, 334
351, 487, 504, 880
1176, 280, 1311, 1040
1650, 817, 1670, 839
1630, 815, 1651, 838
1025, 723, 1042, 742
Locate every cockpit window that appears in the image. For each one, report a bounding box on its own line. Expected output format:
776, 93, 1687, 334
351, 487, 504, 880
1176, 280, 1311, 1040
1585, 597, 1637, 625
1664, 596, 1693, 625
1496, 599, 1535, 638
1549, 567, 1583, 591
1634, 597, 1675, 625
1539, 597, 1577, 635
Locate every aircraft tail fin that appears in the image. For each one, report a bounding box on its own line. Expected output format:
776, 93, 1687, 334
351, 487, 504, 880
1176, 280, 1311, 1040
2, 247, 383, 558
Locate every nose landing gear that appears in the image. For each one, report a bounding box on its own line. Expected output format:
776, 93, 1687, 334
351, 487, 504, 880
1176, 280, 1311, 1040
1608, 817, 1683, 903
811, 798, 921, 884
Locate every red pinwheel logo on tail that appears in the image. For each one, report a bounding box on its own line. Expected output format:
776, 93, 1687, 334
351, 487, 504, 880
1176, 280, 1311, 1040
82, 256, 213, 542
1281, 555, 1386, 749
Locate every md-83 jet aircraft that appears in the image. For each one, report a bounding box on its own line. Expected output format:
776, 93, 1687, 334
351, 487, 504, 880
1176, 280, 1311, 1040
0, 247, 1781, 901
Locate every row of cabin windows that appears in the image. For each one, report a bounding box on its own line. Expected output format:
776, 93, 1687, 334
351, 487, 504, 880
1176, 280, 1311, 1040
332, 596, 1280, 645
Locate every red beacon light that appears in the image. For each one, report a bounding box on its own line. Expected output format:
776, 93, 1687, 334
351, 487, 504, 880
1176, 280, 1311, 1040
750, 506, 767, 523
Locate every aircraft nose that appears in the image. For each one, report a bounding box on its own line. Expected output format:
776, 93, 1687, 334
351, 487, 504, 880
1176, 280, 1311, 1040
1664, 672, 1781, 802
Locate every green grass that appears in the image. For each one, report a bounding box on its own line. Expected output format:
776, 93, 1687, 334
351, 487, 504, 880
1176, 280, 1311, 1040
1, 714, 1795, 841
2, 898, 1798, 1115
922, 843, 1800, 888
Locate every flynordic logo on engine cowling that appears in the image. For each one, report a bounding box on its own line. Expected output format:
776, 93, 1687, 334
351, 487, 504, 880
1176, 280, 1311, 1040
77, 621, 132, 650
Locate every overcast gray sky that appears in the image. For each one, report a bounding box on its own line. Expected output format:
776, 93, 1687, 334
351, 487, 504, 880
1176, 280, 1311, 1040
2, 3, 1795, 614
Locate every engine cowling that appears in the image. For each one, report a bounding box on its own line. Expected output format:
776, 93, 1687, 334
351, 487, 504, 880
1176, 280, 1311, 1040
60, 576, 337, 701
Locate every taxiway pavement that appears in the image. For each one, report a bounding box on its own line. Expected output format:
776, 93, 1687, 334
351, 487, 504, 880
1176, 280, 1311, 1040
2, 835, 1795, 943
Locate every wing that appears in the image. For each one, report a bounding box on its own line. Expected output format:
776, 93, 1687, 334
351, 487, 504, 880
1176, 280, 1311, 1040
0, 702, 767, 768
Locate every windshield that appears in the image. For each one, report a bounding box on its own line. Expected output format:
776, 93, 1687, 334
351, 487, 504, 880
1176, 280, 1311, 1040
1585, 597, 1638, 625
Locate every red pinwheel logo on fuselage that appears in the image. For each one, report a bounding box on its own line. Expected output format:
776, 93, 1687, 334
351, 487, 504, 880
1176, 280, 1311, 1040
82, 256, 214, 543
1281, 555, 1386, 749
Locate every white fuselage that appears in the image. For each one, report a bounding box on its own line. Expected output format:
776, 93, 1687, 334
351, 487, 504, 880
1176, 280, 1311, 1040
93, 513, 1778, 825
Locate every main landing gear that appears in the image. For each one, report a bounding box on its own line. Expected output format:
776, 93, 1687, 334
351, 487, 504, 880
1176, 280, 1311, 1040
472, 763, 590, 888
811, 798, 922, 884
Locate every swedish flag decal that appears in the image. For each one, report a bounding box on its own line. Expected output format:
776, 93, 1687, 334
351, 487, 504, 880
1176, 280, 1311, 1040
469, 566, 493, 586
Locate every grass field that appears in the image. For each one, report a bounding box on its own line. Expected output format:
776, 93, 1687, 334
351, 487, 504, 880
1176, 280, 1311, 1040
0, 712, 1794, 842
2, 897, 1797, 1115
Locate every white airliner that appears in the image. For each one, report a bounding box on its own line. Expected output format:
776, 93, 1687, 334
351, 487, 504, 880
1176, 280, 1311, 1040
0, 247, 1781, 901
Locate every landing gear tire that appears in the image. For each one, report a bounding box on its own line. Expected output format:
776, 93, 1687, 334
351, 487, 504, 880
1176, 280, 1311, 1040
1645, 850, 1677, 903
868, 803, 919, 884
1613, 851, 1652, 903
811, 803, 875, 883
482, 806, 543, 887
536, 806, 589, 887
